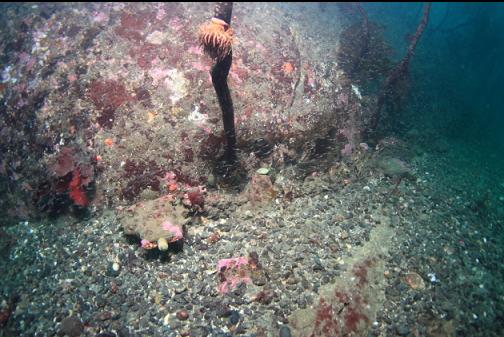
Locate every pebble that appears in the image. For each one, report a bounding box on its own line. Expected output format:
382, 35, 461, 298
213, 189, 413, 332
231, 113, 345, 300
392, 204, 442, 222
396, 323, 410, 336
228, 310, 240, 325
60, 316, 83, 337
215, 303, 231, 317
158, 237, 169, 251
279, 325, 291, 337
286, 276, 297, 285
312, 256, 324, 271
107, 262, 121, 277
98, 311, 113, 321
97, 333, 116, 337
251, 269, 268, 286
176, 309, 189, 321
257, 167, 270, 175
207, 174, 216, 187
174, 283, 187, 294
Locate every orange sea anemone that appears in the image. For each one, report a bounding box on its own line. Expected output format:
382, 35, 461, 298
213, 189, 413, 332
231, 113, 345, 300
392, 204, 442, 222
282, 62, 294, 75
198, 18, 234, 61
104, 138, 114, 147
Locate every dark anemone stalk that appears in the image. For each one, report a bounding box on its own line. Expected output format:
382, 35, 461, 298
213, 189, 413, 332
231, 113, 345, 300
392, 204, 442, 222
198, 2, 237, 167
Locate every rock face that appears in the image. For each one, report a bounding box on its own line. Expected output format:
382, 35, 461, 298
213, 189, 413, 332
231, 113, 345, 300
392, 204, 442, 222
0, 3, 366, 225
118, 195, 187, 243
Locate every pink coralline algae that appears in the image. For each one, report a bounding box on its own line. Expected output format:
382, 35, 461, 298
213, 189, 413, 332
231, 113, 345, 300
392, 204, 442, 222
130, 43, 158, 70
148, 67, 171, 86
88, 79, 130, 111
155, 8, 167, 21
140, 239, 158, 250
162, 220, 183, 242
50, 147, 76, 177
341, 143, 354, 156
92, 11, 109, 24
168, 17, 183, 32
18, 52, 36, 71
162, 171, 177, 184
187, 45, 203, 56
217, 257, 251, 294
160, 171, 178, 191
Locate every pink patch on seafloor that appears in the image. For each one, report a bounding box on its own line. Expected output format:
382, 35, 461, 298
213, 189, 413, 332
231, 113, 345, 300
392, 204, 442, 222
217, 256, 249, 271
217, 257, 251, 294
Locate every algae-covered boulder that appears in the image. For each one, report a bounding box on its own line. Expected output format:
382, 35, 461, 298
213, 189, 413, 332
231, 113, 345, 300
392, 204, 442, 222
118, 195, 187, 244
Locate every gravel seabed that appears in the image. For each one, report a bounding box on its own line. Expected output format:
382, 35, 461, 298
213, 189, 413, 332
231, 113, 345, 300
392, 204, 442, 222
1, 137, 503, 337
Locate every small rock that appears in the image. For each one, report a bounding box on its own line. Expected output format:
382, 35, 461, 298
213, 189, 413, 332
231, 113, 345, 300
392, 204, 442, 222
312, 256, 324, 271
228, 310, 240, 325
174, 283, 187, 294
157, 237, 169, 251
279, 325, 291, 337
256, 167, 270, 175
286, 276, 298, 285
60, 316, 83, 337
254, 289, 275, 305
251, 269, 268, 286
404, 272, 425, 290
176, 309, 189, 321
96, 333, 116, 337
207, 174, 216, 187
0, 308, 10, 328
107, 262, 121, 277
98, 311, 113, 321
396, 323, 410, 336
215, 303, 231, 317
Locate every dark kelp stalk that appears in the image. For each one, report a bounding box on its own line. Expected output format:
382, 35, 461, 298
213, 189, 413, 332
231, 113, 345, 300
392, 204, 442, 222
369, 3, 432, 137
198, 2, 237, 172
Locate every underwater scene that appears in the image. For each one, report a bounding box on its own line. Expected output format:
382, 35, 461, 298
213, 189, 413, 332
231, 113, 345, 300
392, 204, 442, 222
0, 2, 503, 337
